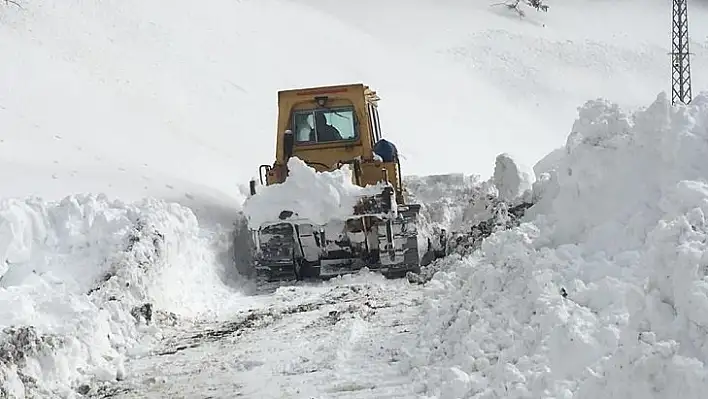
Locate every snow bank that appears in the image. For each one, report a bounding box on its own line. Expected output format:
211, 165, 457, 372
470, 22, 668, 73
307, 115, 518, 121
493, 153, 535, 203
242, 157, 389, 229
405, 91, 708, 398
0, 194, 242, 397
404, 174, 485, 232
405, 153, 534, 235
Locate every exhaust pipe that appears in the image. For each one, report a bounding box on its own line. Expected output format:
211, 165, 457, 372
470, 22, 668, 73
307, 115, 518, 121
283, 130, 294, 160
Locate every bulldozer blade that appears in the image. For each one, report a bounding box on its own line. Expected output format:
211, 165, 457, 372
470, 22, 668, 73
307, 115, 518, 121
255, 261, 298, 282
252, 222, 300, 281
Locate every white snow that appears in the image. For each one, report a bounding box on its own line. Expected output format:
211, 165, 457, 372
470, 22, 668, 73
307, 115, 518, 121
3, 0, 707, 193
242, 157, 390, 229
1, 0, 708, 397
404, 92, 708, 399
91, 271, 427, 398
291, 0, 708, 176
0, 195, 247, 397
404, 174, 486, 232
493, 153, 535, 203
405, 153, 534, 240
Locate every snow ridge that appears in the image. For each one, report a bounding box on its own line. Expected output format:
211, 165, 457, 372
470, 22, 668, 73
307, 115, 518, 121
404, 91, 708, 399
0, 194, 242, 398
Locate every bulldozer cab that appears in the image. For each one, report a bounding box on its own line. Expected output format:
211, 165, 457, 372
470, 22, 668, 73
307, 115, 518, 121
257, 83, 404, 203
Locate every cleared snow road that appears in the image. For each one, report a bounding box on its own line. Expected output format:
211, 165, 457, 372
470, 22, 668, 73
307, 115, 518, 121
89, 273, 425, 399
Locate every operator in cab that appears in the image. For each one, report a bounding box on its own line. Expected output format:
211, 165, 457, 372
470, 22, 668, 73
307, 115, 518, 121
314, 112, 342, 142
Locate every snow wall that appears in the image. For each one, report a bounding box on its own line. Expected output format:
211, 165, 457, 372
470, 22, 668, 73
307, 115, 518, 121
0, 195, 244, 397
403, 91, 708, 399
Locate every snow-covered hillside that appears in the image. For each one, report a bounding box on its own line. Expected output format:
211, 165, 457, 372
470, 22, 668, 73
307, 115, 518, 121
296, 0, 708, 175
2, 0, 708, 397
3, 0, 707, 196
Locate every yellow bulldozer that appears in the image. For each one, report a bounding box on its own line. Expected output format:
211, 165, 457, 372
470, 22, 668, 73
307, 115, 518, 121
245, 83, 446, 281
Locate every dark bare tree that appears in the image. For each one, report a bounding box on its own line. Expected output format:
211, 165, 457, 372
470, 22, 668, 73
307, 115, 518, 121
3, 0, 23, 8
492, 0, 549, 17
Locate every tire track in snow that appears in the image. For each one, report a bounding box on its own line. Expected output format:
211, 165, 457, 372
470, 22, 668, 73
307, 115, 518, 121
86, 275, 426, 398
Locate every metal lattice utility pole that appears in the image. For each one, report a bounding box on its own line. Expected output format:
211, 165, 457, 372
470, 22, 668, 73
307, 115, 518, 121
671, 0, 692, 105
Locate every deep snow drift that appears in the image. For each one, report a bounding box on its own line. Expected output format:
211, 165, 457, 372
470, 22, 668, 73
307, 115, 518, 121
0, 195, 244, 397
404, 91, 708, 398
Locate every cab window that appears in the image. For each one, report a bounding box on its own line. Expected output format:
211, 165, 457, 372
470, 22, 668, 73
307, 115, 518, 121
292, 107, 357, 144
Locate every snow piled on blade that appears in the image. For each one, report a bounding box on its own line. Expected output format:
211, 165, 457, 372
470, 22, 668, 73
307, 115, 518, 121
0, 194, 242, 397
404, 91, 708, 399
242, 157, 389, 229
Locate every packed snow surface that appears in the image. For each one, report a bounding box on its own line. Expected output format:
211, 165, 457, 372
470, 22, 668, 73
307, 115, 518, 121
242, 157, 389, 229
404, 92, 708, 399
83, 272, 427, 398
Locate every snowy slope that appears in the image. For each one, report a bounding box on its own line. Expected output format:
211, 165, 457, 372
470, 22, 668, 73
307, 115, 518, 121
292, 0, 708, 176
3, 0, 707, 197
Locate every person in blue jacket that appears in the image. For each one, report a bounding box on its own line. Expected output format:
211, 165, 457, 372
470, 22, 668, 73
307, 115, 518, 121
373, 138, 398, 162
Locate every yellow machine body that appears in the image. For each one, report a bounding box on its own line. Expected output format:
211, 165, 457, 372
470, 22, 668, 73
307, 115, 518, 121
248, 83, 444, 282
258, 83, 404, 203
